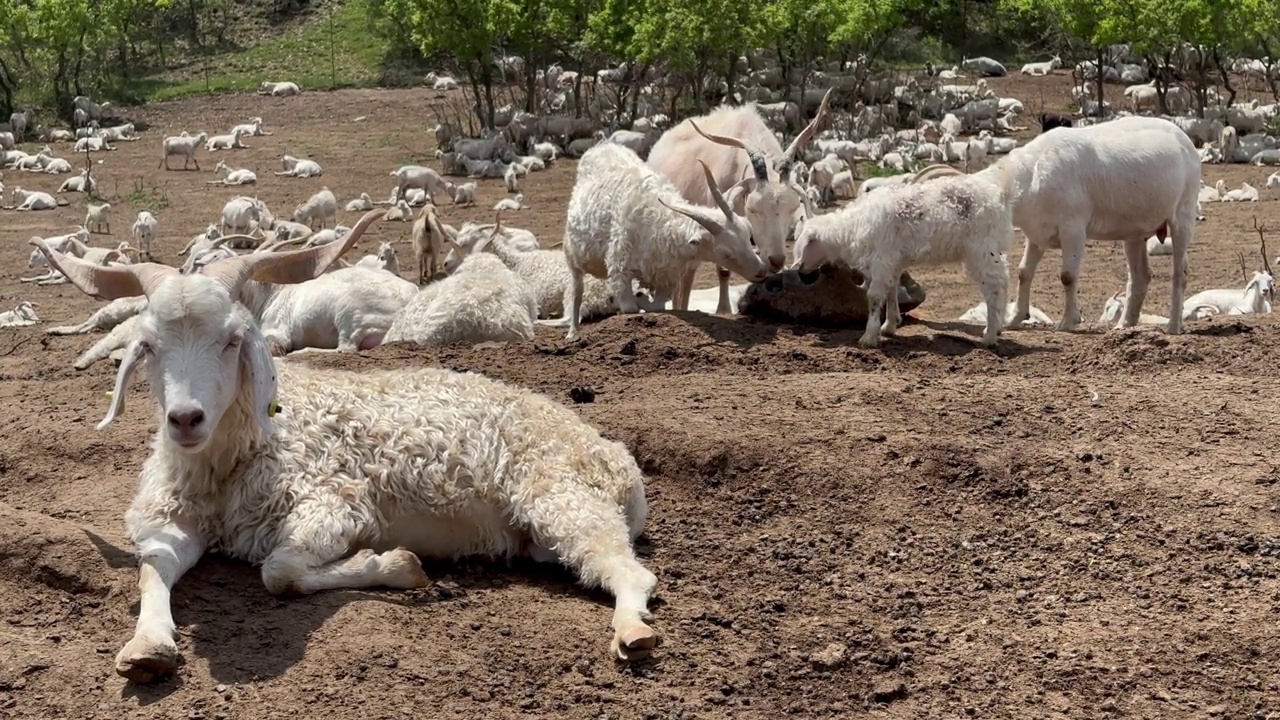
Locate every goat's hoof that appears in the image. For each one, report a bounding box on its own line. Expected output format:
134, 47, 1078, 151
381, 548, 430, 589
115, 634, 178, 683
612, 625, 658, 662
857, 337, 880, 349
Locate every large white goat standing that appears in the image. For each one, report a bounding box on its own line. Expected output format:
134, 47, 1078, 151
646, 89, 834, 314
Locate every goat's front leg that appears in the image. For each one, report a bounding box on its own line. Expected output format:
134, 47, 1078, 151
714, 267, 733, 315
116, 520, 206, 683
260, 501, 428, 596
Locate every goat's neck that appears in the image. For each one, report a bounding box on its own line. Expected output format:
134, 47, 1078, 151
238, 281, 281, 321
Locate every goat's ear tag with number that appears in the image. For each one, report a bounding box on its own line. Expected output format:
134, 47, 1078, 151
267, 399, 280, 418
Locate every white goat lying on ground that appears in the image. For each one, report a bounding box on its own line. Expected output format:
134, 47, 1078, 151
384, 252, 539, 345
1098, 291, 1171, 326
790, 171, 1013, 348
0, 301, 39, 327
958, 301, 1052, 327
30, 211, 659, 682
562, 143, 768, 340
207, 161, 257, 186
276, 154, 323, 178
1180, 253, 1275, 319
47, 295, 149, 336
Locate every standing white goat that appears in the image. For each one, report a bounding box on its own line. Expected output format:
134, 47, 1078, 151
790, 171, 1013, 348
30, 208, 658, 683
646, 89, 833, 314
971, 115, 1200, 334
159, 132, 207, 170
131, 212, 158, 260
562, 143, 768, 340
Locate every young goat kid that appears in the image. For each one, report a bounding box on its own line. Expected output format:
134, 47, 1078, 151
29, 208, 659, 685
790, 171, 1013, 348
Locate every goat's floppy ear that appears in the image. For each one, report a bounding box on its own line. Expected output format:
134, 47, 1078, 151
98, 339, 147, 429
241, 321, 279, 435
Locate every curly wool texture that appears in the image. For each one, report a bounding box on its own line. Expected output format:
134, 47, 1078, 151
384, 253, 538, 345
126, 359, 650, 569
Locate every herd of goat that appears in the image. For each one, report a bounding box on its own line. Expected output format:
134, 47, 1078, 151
3, 48, 1280, 684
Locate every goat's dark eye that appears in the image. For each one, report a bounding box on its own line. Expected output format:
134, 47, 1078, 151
139, 342, 153, 355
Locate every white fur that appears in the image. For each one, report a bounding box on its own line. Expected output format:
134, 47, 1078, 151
974, 116, 1199, 335
385, 252, 538, 345
293, 187, 338, 229
791, 172, 1013, 348
159, 133, 206, 170
276, 154, 323, 178
562, 142, 768, 340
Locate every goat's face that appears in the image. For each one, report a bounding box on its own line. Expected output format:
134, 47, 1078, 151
733, 178, 802, 272
789, 221, 833, 282
126, 276, 267, 452
1247, 272, 1275, 303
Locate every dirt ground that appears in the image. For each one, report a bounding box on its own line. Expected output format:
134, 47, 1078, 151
2, 72, 1280, 720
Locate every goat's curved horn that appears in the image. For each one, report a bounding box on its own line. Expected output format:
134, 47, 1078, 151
783, 88, 834, 165
689, 120, 770, 181
697, 160, 735, 221
202, 208, 386, 297
28, 237, 175, 300
657, 196, 724, 236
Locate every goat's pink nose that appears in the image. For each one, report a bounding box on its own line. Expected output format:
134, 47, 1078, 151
768, 254, 786, 270
167, 406, 205, 429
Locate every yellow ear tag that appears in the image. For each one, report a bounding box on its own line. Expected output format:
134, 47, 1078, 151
267, 399, 280, 417
104, 391, 113, 399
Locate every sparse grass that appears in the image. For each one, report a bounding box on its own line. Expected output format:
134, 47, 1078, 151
125, 0, 391, 103
858, 163, 909, 179
125, 181, 173, 212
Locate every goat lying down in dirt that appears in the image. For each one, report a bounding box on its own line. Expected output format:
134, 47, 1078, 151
29, 209, 661, 684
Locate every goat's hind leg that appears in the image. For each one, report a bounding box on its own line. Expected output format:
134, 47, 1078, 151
260, 501, 430, 596
1167, 217, 1192, 334
1118, 236, 1151, 329
966, 245, 1009, 346
518, 479, 658, 661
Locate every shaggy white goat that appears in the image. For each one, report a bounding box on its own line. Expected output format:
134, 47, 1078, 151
971, 115, 1199, 334
385, 199, 414, 222
790, 171, 1013, 348
385, 252, 538, 345
293, 187, 338, 229
159, 132, 206, 170
30, 212, 659, 680
562, 143, 768, 340
276, 154, 323, 178
85, 202, 111, 234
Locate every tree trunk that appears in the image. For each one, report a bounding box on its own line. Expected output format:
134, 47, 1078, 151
1213, 46, 1237, 109
725, 51, 738, 104
0, 56, 16, 116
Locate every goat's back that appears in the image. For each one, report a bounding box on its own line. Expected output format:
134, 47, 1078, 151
646, 102, 784, 206
1005, 116, 1200, 241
